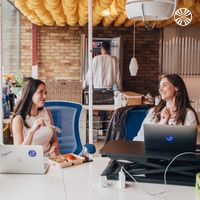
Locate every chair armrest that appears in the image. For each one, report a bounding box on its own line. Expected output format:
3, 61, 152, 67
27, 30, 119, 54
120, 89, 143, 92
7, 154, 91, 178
84, 144, 96, 154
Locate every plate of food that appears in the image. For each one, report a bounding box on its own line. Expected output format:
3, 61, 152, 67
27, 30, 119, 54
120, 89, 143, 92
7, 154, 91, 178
48, 153, 85, 168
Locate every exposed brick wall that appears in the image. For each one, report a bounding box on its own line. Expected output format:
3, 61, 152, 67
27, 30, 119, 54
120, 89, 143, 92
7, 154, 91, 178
125, 28, 160, 96
20, 17, 160, 100
45, 80, 82, 103
20, 16, 32, 76
38, 26, 81, 80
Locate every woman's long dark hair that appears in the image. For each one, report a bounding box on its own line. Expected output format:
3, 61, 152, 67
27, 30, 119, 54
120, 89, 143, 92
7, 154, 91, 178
12, 79, 45, 128
153, 74, 199, 125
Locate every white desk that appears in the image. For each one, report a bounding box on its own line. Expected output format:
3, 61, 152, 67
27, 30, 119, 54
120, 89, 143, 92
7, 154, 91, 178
0, 157, 198, 200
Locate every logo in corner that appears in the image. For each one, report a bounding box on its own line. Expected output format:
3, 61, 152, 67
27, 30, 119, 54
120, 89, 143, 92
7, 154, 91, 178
174, 8, 192, 26
28, 150, 37, 157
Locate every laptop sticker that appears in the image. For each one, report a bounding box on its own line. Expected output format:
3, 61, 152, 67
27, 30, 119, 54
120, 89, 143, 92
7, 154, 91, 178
28, 150, 37, 157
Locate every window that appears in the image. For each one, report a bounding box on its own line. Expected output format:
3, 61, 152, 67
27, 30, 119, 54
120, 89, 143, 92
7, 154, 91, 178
2, 0, 20, 74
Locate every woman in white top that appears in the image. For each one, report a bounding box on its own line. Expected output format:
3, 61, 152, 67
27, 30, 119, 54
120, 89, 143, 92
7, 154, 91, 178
134, 74, 199, 141
12, 79, 59, 155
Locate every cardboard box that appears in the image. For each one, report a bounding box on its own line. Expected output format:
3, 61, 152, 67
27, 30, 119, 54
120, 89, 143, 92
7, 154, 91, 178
121, 91, 142, 106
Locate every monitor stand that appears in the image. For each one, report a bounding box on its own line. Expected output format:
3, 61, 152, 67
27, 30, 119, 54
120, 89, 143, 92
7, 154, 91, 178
100, 140, 200, 186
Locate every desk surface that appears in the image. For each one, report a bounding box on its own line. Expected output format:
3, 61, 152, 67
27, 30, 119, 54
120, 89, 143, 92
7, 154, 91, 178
0, 157, 197, 200
100, 140, 200, 160
82, 104, 115, 111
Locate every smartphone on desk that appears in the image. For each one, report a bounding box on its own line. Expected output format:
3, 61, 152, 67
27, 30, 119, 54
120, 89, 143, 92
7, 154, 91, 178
83, 156, 93, 162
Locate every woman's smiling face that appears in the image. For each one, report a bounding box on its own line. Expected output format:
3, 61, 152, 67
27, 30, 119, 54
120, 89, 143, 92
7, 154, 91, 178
32, 83, 47, 108
159, 77, 177, 101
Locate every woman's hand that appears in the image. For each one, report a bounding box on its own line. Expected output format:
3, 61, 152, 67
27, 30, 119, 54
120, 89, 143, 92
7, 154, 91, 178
49, 145, 59, 157
160, 107, 171, 124
30, 118, 46, 134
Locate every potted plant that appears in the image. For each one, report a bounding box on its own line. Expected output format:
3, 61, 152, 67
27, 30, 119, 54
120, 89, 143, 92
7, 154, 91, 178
12, 73, 24, 97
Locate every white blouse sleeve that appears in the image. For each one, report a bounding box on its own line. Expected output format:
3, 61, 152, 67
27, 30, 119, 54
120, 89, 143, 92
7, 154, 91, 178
184, 109, 197, 126
133, 108, 155, 141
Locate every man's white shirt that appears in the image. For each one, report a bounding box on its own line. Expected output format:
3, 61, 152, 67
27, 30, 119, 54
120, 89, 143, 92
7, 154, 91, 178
83, 54, 121, 90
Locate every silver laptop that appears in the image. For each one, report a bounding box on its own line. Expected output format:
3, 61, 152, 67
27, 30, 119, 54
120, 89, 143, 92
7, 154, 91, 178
0, 145, 49, 174
144, 124, 197, 152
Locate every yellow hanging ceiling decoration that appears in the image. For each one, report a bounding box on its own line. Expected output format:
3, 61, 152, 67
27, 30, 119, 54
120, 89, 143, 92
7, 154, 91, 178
14, 0, 200, 27
15, 0, 43, 26
78, 0, 88, 26
44, 0, 66, 26
61, 0, 79, 26
26, 0, 54, 26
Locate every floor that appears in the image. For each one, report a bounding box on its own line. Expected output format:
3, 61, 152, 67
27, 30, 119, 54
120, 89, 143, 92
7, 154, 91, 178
93, 139, 105, 157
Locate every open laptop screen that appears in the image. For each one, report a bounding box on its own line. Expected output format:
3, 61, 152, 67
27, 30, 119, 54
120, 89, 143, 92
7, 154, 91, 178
144, 124, 197, 152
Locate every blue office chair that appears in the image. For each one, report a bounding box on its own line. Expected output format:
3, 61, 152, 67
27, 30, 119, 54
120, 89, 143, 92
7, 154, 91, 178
105, 105, 149, 143
45, 101, 95, 155
124, 106, 148, 140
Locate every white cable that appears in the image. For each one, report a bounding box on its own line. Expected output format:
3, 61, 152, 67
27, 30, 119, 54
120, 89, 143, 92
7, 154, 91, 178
121, 151, 200, 200
164, 151, 200, 185
133, 21, 135, 58
141, 3, 156, 31
122, 166, 166, 197
121, 166, 138, 183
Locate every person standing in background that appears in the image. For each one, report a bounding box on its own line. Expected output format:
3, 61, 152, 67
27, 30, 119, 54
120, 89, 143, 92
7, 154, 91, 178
83, 41, 121, 90
8, 89, 17, 112
83, 41, 121, 135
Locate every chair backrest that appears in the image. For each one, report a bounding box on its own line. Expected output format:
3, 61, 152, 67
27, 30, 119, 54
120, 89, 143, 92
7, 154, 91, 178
45, 101, 83, 154
124, 106, 148, 140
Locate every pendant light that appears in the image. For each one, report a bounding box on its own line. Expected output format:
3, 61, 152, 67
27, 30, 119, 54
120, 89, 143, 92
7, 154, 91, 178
129, 22, 138, 76
126, 0, 177, 30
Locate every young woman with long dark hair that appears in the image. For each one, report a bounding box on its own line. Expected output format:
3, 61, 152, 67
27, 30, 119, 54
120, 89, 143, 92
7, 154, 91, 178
134, 74, 199, 141
12, 79, 59, 155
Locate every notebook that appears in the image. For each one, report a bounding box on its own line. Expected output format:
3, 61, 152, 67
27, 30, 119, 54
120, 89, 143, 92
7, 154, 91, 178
144, 124, 197, 152
0, 145, 49, 174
